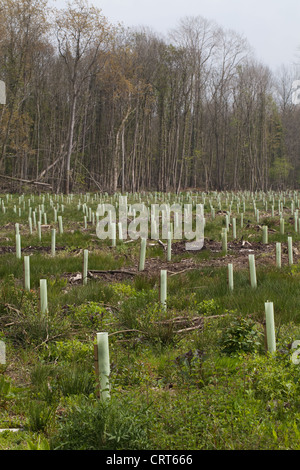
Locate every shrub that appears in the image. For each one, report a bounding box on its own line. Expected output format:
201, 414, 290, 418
218, 316, 264, 355
41, 339, 93, 365
67, 301, 114, 331
196, 299, 221, 316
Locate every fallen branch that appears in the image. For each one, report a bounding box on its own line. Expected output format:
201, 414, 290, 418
175, 313, 232, 333
155, 315, 203, 325
177, 324, 204, 333
168, 267, 196, 276
88, 269, 136, 276
0, 173, 52, 188
157, 239, 166, 250
4, 303, 22, 316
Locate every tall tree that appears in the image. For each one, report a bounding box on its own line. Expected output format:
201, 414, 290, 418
54, 0, 111, 194
0, 0, 49, 182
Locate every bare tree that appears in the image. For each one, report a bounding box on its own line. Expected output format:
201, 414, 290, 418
54, 0, 111, 194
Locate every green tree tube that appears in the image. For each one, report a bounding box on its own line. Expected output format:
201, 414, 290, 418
40, 279, 48, 315
28, 216, 32, 235
288, 237, 293, 265
37, 221, 42, 241
16, 234, 21, 259
240, 213, 243, 229
167, 232, 172, 261
232, 218, 236, 239
139, 237, 146, 271
293, 210, 298, 232
83, 249, 88, 285
228, 263, 234, 291
262, 225, 268, 244
58, 215, 63, 234
280, 218, 284, 235
225, 214, 229, 231
24, 255, 30, 291
32, 211, 36, 229
160, 269, 167, 310
51, 228, 56, 257
15, 223, 19, 235
111, 222, 116, 247
221, 229, 227, 254
96, 332, 110, 401
248, 254, 257, 288
276, 242, 281, 268
265, 302, 276, 353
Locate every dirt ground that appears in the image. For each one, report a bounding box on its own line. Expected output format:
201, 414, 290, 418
59, 237, 298, 284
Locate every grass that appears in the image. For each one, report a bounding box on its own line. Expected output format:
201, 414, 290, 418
1, 190, 300, 450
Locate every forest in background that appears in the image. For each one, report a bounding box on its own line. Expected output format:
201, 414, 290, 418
0, 0, 300, 194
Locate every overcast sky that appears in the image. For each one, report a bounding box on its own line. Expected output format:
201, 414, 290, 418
51, 0, 300, 72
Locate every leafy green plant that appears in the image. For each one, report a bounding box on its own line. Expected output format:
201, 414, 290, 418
27, 436, 51, 450
67, 301, 114, 331
219, 316, 264, 355
196, 299, 221, 316
111, 283, 137, 299
245, 352, 300, 404
41, 339, 93, 365
0, 375, 14, 408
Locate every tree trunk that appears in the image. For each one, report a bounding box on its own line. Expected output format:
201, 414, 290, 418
65, 91, 77, 194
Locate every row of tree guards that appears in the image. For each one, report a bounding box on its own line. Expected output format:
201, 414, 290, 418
227, 244, 291, 291
25, 264, 277, 400
22, 246, 277, 398
9, 191, 296, 400
95, 302, 276, 401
